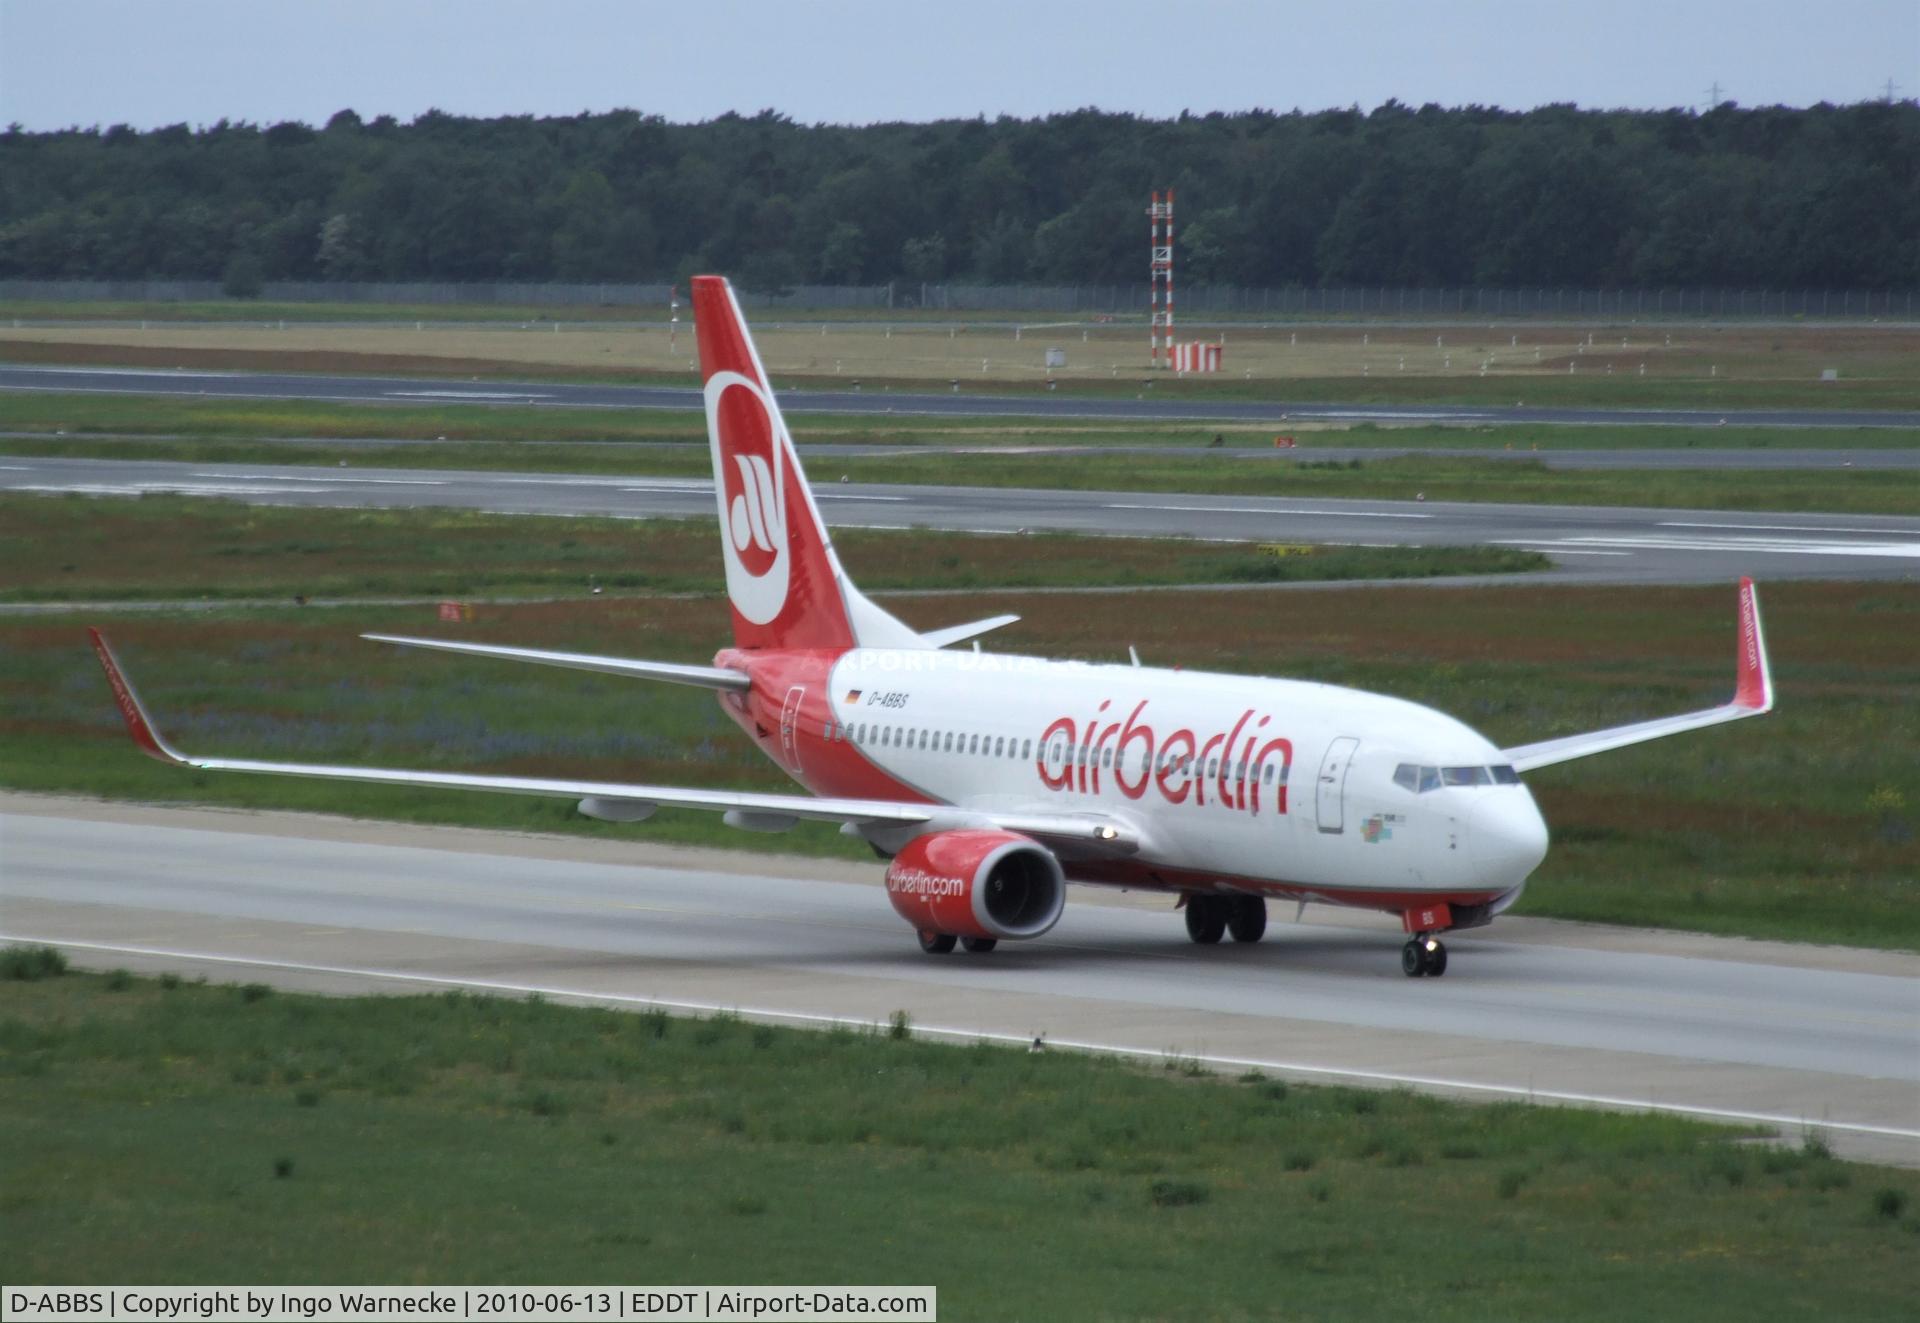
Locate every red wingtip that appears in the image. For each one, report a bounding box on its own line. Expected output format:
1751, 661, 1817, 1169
88, 628, 183, 764
1733, 578, 1772, 711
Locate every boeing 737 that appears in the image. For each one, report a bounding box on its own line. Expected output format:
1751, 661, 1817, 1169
90, 274, 1775, 976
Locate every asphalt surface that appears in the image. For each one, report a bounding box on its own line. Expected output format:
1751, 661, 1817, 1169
4, 798, 1915, 1164
5, 362, 1919, 429
7, 454, 1919, 585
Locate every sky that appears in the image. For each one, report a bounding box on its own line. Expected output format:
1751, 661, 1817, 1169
1, 0, 1914, 131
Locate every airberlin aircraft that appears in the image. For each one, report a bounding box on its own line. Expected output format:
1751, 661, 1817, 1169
90, 275, 1775, 977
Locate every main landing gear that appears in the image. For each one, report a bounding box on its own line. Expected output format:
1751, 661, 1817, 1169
1184, 896, 1267, 945
1402, 934, 1448, 978
917, 930, 997, 955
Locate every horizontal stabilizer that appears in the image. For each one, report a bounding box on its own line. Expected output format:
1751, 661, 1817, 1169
919, 614, 1021, 649
362, 634, 750, 691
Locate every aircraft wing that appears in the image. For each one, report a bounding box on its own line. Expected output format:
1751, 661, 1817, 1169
88, 629, 1140, 852
1501, 578, 1773, 773
362, 634, 751, 691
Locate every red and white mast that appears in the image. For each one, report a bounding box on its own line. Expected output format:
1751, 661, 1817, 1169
1149, 189, 1174, 368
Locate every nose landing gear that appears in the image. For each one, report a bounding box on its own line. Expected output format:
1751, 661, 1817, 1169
1401, 934, 1448, 978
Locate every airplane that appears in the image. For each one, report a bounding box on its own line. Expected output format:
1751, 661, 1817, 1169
88, 274, 1775, 978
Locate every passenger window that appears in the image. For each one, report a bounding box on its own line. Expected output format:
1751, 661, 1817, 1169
969, 735, 979, 755
856, 723, 866, 743
1263, 764, 1276, 785
993, 737, 1004, 757
1491, 764, 1520, 785
1022, 740, 1032, 760
1101, 747, 1112, 768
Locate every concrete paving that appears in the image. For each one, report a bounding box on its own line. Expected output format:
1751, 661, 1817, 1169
4, 794, 1914, 1166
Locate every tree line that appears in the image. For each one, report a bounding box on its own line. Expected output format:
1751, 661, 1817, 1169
1, 101, 1914, 295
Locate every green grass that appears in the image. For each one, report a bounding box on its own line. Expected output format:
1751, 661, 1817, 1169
3, 965, 1915, 1316
8, 432, 1918, 515
804, 450, 1920, 515
3, 389, 1916, 449
0, 493, 1548, 604
5, 581, 1915, 950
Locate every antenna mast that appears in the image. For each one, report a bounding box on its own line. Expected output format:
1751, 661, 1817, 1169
1149, 189, 1174, 368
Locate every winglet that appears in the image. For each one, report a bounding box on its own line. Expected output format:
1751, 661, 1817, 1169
87, 628, 189, 765
1733, 577, 1773, 712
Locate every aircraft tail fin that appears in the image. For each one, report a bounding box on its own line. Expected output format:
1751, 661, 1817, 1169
691, 275, 920, 652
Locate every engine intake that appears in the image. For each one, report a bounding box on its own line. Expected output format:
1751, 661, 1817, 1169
884, 829, 1066, 942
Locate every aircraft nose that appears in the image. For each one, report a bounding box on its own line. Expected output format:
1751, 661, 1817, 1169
1469, 794, 1549, 886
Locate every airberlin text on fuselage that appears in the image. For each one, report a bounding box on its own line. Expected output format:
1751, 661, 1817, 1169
1038, 699, 1293, 816
886, 867, 967, 898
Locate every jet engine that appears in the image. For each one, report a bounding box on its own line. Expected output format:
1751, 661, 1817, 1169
884, 829, 1066, 943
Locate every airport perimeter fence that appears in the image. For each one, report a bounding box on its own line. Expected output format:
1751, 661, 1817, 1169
1, 279, 1913, 320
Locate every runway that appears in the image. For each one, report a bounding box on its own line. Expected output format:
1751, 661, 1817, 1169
5, 362, 1919, 429
7, 454, 1919, 585
4, 796, 1915, 1165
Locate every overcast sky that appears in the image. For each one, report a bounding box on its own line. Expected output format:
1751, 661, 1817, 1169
2, 0, 1913, 131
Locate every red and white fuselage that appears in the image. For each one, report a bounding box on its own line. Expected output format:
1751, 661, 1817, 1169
717, 643, 1544, 921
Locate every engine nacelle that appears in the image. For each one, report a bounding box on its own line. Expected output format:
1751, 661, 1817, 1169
884, 829, 1066, 942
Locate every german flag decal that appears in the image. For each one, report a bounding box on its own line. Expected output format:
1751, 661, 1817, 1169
843, 690, 862, 704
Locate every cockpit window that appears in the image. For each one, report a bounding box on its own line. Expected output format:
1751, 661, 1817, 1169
1396, 762, 1521, 792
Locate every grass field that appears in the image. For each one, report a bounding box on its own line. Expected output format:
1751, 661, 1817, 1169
9, 431, 1915, 514
3, 315, 1916, 409
5, 389, 1917, 449
6, 397, 1917, 514
0, 493, 1547, 603
3, 964, 1915, 1317
8, 579, 1915, 950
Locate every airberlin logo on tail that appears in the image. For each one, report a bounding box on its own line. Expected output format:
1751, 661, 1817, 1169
705, 369, 790, 624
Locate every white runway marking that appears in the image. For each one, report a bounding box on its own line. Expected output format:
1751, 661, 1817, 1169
13, 935, 1916, 1145
1659, 521, 1905, 535
1104, 503, 1433, 518
14, 481, 337, 497
9, 365, 245, 378
383, 389, 554, 400
1542, 535, 1920, 559
189, 472, 446, 486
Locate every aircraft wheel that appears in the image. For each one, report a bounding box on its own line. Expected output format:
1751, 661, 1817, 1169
1185, 897, 1227, 945
1401, 940, 1425, 978
960, 936, 998, 954
1227, 896, 1268, 943
1423, 940, 1449, 977
918, 930, 957, 955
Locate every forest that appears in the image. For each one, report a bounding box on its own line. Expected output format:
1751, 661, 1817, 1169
1, 101, 1914, 292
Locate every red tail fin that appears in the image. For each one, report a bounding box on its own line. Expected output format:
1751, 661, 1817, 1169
693, 275, 856, 651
